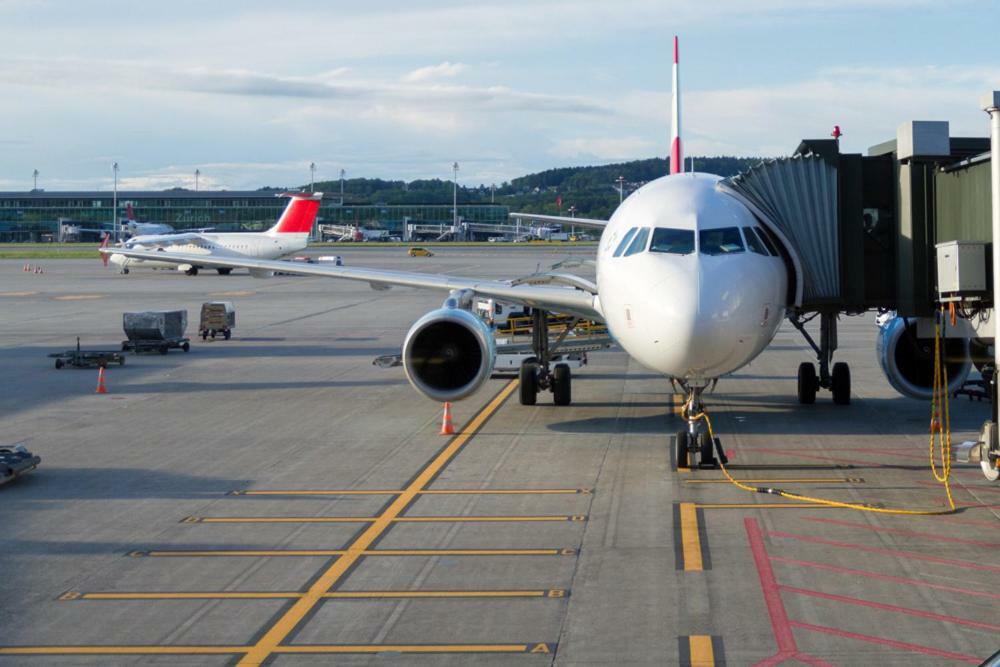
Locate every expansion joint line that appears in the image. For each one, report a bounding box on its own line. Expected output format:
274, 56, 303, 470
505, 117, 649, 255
237, 380, 519, 666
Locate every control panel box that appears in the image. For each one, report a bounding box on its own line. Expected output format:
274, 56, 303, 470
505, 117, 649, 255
936, 240, 987, 299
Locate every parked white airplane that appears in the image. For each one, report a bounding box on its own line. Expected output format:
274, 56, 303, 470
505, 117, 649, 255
103, 192, 322, 275
102, 38, 862, 468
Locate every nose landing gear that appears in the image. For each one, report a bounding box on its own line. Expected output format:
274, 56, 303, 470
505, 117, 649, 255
675, 384, 728, 470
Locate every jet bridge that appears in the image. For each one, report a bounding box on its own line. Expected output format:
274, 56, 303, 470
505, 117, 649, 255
720, 120, 995, 411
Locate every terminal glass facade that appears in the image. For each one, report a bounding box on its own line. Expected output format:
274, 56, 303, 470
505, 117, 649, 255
0, 191, 509, 241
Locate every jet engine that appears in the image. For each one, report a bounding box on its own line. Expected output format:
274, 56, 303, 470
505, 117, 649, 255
402, 307, 496, 402
876, 316, 970, 400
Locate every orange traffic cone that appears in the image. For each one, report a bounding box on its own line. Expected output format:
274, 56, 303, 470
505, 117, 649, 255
96, 367, 108, 394
22, 263, 29, 272
439, 402, 455, 435
33, 266, 39, 274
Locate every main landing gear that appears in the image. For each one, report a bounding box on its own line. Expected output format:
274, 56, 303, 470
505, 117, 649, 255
518, 308, 575, 407
789, 311, 851, 405
675, 384, 728, 469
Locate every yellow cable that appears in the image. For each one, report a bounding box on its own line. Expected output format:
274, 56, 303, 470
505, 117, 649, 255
681, 316, 957, 516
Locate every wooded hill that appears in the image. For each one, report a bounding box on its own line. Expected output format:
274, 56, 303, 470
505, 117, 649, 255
307, 156, 762, 219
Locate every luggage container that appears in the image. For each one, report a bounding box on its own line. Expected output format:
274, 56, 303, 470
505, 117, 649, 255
121, 310, 190, 354
199, 302, 235, 340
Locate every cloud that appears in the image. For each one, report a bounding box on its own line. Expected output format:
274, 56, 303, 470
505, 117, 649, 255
550, 136, 657, 161
403, 61, 467, 82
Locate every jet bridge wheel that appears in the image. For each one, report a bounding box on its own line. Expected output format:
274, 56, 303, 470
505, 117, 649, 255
519, 361, 539, 406
831, 362, 851, 405
552, 363, 571, 406
797, 362, 818, 404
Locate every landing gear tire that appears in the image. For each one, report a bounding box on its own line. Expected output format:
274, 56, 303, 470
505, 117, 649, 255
217, 268, 232, 275
797, 362, 817, 404
519, 361, 538, 406
675, 430, 690, 469
185, 267, 199, 276
832, 362, 851, 405
121, 268, 129, 275
552, 363, 571, 406
697, 432, 716, 468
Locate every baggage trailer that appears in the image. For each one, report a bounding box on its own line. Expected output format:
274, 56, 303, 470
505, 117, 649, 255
50, 337, 125, 369
199, 302, 235, 340
1, 444, 41, 487
121, 310, 190, 354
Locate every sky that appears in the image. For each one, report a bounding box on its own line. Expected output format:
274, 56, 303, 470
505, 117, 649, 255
1, 0, 999, 191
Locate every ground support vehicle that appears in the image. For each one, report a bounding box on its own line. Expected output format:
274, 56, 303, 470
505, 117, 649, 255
1, 445, 41, 486
199, 301, 236, 340
50, 338, 125, 369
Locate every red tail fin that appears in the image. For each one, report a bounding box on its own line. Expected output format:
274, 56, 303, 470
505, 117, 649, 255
126, 203, 135, 221
100, 232, 110, 267
670, 35, 682, 175
267, 192, 323, 235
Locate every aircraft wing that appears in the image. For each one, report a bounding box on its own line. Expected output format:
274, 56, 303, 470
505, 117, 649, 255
120, 232, 208, 248
508, 212, 607, 230
101, 248, 604, 321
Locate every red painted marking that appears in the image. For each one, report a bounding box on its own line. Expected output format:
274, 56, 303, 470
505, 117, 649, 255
770, 555, 1000, 600
789, 621, 981, 664
673, 35, 678, 64
802, 516, 1000, 548
751, 447, 981, 476
670, 138, 682, 176
920, 479, 1000, 494
781, 585, 1000, 632
745, 519, 834, 667
767, 530, 1000, 573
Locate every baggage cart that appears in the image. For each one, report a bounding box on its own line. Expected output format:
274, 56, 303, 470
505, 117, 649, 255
199, 302, 235, 340
121, 310, 190, 354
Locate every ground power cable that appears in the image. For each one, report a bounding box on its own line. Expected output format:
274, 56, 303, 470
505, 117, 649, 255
681, 307, 957, 516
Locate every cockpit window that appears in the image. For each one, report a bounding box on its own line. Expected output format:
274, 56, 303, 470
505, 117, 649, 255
613, 227, 638, 257
649, 228, 695, 255
623, 227, 650, 257
698, 227, 745, 256
742, 226, 768, 255
754, 226, 780, 256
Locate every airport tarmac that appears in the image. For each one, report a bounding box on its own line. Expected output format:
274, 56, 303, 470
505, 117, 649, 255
0, 248, 997, 666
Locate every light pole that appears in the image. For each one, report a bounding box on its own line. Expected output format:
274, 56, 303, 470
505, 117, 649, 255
616, 175, 624, 204
310, 162, 316, 193
452, 162, 459, 227
491, 183, 495, 204
568, 205, 576, 238
112, 162, 119, 239
32, 169, 38, 191
340, 169, 345, 202
195, 169, 201, 192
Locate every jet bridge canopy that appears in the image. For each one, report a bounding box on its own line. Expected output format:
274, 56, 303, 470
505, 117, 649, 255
720, 155, 840, 308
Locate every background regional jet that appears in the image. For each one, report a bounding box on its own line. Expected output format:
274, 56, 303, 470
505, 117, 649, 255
103, 192, 322, 275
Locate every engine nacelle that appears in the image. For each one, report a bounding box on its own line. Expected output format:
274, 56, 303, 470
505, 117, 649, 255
876, 316, 970, 400
402, 307, 496, 402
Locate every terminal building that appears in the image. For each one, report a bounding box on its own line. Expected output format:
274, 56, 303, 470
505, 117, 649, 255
0, 190, 510, 242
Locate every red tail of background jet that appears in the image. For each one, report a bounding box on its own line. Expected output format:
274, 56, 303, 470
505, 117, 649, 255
265, 192, 323, 235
